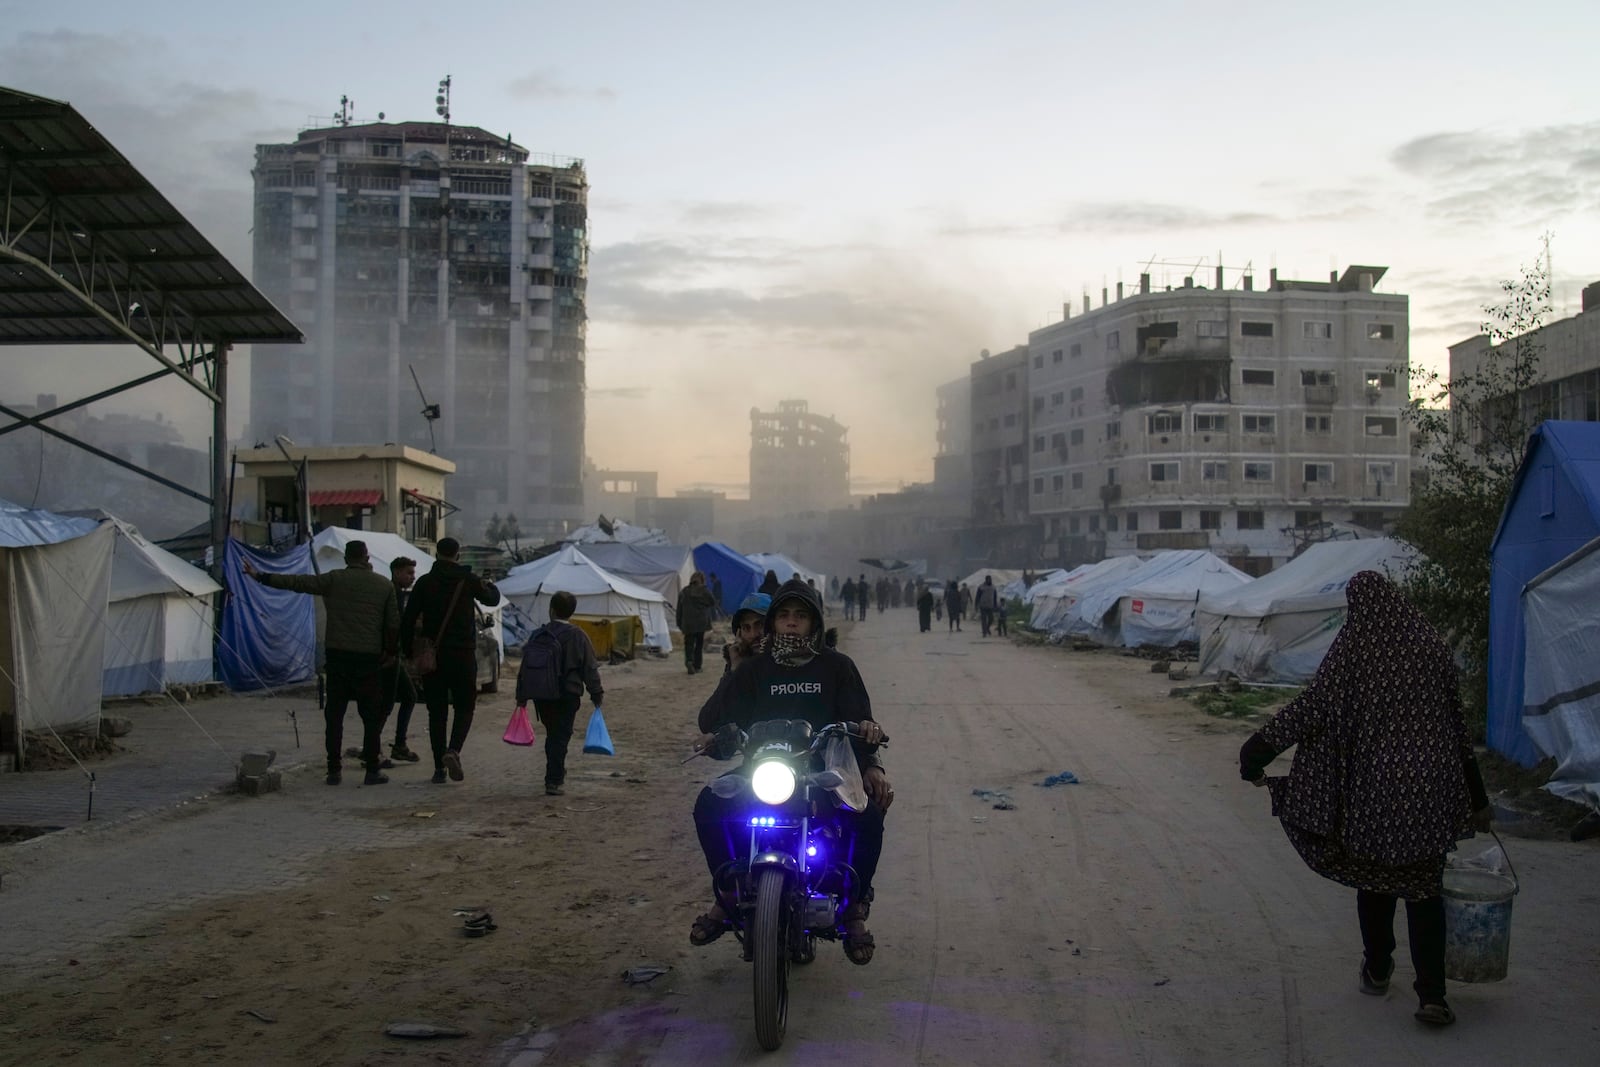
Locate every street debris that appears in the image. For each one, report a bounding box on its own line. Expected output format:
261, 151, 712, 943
622, 965, 671, 985
1153, 978, 1170, 987
242, 1009, 276, 1024
411, 811, 436, 818
1037, 772, 1079, 787
371, 895, 391, 902
973, 787, 1016, 810
385, 1022, 468, 1039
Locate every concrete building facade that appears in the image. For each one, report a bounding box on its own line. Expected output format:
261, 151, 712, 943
748, 400, 850, 516
1449, 280, 1600, 441
250, 120, 588, 544
969, 346, 1031, 524
934, 374, 972, 498
232, 444, 455, 549
1027, 266, 1410, 573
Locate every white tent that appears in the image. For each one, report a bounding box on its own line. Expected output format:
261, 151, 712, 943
1100, 551, 1252, 648
0, 499, 114, 751
1028, 556, 1144, 633
567, 542, 694, 604
498, 545, 673, 651
1197, 538, 1418, 682
959, 567, 1023, 593
746, 552, 828, 597
1022, 565, 1091, 605
566, 519, 671, 547
1002, 570, 1061, 602
1521, 536, 1600, 811
101, 517, 222, 696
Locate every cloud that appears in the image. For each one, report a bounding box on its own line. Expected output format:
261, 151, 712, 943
505, 71, 617, 102
678, 201, 781, 225
937, 201, 1279, 240
1389, 123, 1600, 226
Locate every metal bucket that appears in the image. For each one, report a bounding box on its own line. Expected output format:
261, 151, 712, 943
1442, 867, 1518, 983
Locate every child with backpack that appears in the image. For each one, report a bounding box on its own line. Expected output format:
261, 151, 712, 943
515, 590, 605, 796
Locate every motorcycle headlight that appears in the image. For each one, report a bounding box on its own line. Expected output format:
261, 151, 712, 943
750, 760, 797, 805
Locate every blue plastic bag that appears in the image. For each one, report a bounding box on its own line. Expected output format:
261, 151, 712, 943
583, 706, 614, 756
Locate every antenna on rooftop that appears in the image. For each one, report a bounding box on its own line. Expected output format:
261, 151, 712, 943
409, 364, 441, 453
336, 95, 355, 127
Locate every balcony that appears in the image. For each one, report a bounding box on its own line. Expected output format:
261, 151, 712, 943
1303, 385, 1339, 406
1137, 531, 1210, 551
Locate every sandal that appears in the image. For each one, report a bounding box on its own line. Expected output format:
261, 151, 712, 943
689, 906, 730, 946
842, 902, 875, 965
1414, 1002, 1455, 1027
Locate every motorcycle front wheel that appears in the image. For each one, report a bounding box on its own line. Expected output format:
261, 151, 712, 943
752, 867, 790, 1050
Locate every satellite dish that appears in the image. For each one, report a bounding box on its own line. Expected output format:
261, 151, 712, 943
378, 111, 385, 120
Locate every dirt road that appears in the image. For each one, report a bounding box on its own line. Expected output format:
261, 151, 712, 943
2, 619, 1596, 1065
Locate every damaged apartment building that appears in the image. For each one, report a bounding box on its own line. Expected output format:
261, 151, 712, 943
1027, 265, 1410, 574
250, 120, 589, 542
749, 400, 851, 517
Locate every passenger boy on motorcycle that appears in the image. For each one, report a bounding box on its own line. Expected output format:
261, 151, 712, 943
690, 578, 893, 964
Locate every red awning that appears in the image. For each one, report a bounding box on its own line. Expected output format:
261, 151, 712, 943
309, 489, 382, 508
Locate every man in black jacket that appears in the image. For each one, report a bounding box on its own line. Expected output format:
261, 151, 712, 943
688, 579, 893, 965
400, 537, 501, 784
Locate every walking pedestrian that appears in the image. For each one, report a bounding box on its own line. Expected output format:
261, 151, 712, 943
975, 575, 1000, 637
959, 583, 973, 625
515, 590, 604, 797
676, 571, 717, 674
916, 583, 934, 632
943, 577, 962, 631
759, 569, 782, 596
400, 537, 501, 784
244, 540, 398, 785
841, 577, 857, 619
857, 574, 869, 621
1239, 571, 1492, 1028
709, 572, 724, 621
384, 556, 422, 763
995, 593, 1009, 637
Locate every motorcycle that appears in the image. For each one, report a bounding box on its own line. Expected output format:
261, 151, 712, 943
700, 718, 888, 1051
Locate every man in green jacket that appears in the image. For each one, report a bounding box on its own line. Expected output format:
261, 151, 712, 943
244, 540, 400, 785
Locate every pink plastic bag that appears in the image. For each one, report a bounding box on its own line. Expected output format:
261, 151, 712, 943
503, 704, 536, 746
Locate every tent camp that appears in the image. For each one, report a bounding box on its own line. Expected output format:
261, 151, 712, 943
498, 545, 673, 651
1197, 537, 1418, 683
746, 552, 827, 596
1487, 421, 1600, 766
1050, 554, 1242, 646
0, 499, 114, 754
1028, 557, 1144, 634
99, 516, 222, 696
1002, 570, 1062, 602
570, 542, 694, 604
693, 542, 763, 615
1521, 535, 1600, 810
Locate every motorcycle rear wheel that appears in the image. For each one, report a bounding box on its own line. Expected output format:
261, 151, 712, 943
752, 867, 790, 1050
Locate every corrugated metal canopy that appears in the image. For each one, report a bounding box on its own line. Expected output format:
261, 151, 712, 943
0, 86, 302, 347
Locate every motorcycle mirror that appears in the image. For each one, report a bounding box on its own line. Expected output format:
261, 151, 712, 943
810, 770, 845, 790
710, 775, 748, 799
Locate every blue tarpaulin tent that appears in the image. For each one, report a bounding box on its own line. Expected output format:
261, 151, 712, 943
217, 539, 316, 691
693, 542, 763, 615
1488, 421, 1600, 766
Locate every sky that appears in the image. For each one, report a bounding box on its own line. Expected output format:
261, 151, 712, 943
3, 0, 1598, 498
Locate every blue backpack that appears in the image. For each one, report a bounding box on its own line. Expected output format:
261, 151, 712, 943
518, 625, 566, 702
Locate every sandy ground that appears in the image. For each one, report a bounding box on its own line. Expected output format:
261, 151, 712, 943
2, 619, 1597, 1066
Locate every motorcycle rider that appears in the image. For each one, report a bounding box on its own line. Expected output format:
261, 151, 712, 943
689, 578, 893, 964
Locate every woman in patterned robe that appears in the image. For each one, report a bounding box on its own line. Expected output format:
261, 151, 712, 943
1239, 570, 1491, 1027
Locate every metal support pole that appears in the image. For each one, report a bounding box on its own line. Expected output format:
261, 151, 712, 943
210, 343, 230, 578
